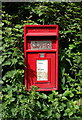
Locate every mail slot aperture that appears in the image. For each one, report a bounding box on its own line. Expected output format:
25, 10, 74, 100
31, 41, 52, 50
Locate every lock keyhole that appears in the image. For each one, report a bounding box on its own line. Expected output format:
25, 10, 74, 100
40, 53, 45, 58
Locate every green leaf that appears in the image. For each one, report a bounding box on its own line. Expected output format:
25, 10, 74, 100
69, 92, 74, 98
74, 105, 79, 109
66, 58, 72, 66
41, 93, 47, 99
55, 112, 61, 119
36, 101, 41, 108
3, 60, 11, 66
62, 96, 68, 101
11, 58, 17, 65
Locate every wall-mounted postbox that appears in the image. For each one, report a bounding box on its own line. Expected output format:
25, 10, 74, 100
24, 25, 58, 91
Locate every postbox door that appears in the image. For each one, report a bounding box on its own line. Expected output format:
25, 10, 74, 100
27, 52, 56, 90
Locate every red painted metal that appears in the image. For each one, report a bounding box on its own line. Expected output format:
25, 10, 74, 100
26, 33, 57, 36
24, 25, 58, 91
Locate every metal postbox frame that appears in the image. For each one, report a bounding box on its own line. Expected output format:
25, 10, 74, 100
24, 25, 58, 91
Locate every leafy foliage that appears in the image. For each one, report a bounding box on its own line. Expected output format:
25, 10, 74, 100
2, 2, 82, 119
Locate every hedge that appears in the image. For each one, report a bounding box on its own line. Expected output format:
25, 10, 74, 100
1, 2, 82, 119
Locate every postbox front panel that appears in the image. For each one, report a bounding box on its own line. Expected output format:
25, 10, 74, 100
24, 25, 58, 91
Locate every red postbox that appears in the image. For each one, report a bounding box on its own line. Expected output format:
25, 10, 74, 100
24, 25, 58, 91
